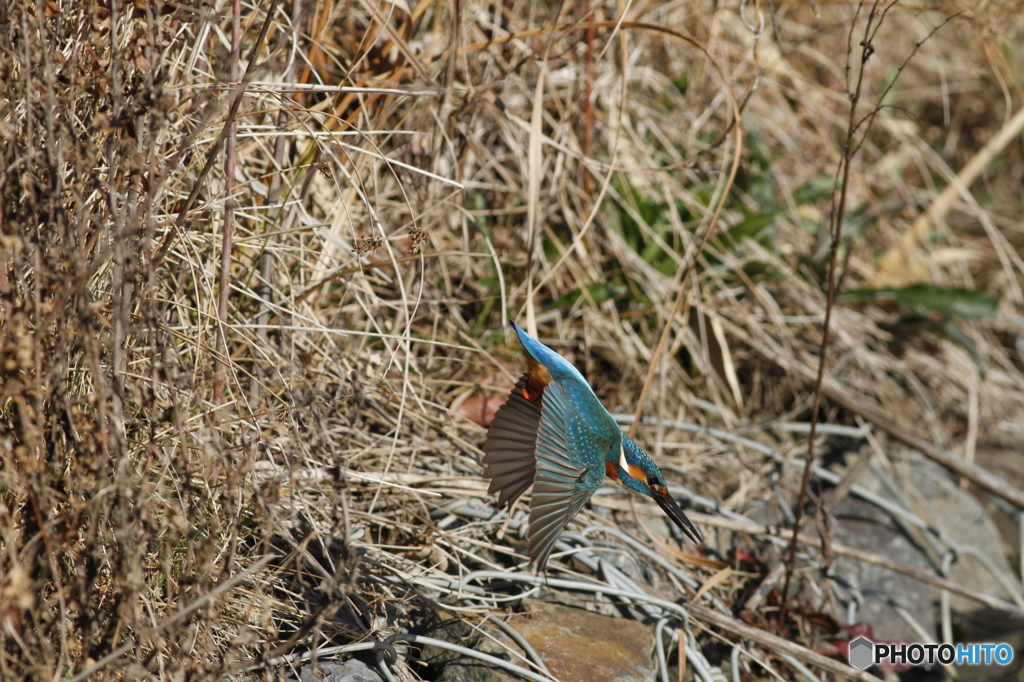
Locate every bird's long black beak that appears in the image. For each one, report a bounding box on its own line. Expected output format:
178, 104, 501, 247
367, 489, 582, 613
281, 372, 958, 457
651, 487, 702, 545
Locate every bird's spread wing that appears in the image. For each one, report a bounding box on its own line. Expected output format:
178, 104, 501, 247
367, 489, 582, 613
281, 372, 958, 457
481, 375, 540, 509
528, 381, 605, 569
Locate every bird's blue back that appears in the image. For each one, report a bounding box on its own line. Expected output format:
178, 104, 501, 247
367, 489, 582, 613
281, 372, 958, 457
512, 323, 621, 475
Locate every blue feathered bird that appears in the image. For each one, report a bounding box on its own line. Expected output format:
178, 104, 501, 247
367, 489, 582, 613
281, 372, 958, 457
483, 322, 702, 570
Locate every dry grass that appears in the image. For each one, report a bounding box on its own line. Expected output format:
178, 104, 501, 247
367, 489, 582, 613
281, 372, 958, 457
2, 0, 1024, 679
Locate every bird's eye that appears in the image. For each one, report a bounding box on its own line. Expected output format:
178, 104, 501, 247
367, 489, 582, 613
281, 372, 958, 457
646, 475, 658, 486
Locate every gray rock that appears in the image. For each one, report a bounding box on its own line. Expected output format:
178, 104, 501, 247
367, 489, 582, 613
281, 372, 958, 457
891, 450, 1017, 613
293, 659, 382, 682
420, 619, 518, 682
831, 447, 1019, 643
830, 494, 937, 641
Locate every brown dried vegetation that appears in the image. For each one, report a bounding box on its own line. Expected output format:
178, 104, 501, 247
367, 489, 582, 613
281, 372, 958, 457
1, 0, 1024, 679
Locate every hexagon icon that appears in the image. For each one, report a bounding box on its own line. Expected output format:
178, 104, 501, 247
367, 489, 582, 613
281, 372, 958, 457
848, 636, 874, 670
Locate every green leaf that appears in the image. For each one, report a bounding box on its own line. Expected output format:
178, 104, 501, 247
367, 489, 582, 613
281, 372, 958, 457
793, 177, 835, 205
842, 284, 998, 319
728, 210, 779, 242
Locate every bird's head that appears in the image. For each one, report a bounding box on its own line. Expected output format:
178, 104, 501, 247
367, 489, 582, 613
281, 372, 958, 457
611, 437, 703, 545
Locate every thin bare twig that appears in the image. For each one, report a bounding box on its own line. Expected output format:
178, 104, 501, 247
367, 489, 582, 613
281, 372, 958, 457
779, 0, 887, 621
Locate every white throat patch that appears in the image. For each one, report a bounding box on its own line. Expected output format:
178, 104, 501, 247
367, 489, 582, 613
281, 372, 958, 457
618, 444, 629, 472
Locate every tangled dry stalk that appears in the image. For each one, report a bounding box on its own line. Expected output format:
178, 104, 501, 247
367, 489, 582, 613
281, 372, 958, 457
2, 0, 1024, 679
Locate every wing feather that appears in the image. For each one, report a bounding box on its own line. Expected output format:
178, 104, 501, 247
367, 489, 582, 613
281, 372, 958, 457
527, 382, 602, 569
482, 376, 541, 509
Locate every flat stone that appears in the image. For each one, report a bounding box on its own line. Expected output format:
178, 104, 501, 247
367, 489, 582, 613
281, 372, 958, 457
742, 479, 937, 642
293, 659, 382, 682
507, 600, 656, 682
892, 450, 1018, 613
831, 446, 1020, 644
831, 494, 937, 641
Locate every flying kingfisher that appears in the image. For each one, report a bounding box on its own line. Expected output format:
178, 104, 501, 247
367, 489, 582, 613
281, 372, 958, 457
482, 322, 702, 570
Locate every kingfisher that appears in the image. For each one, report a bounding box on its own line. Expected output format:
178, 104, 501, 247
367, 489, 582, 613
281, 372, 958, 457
482, 322, 702, 570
